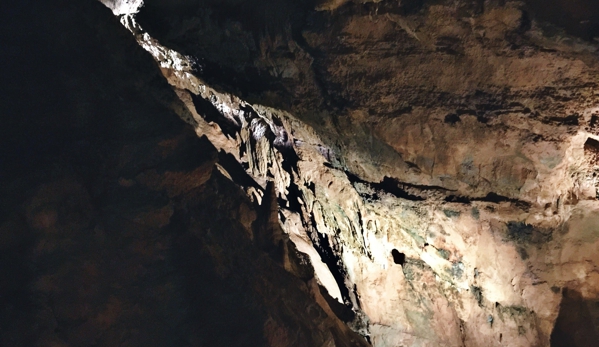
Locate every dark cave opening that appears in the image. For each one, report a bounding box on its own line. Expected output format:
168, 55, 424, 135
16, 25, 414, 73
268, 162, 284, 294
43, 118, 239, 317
550, 288, 599, 347
444, 113, 461, 124
525, 0, 599, 41
391, 249, 406, 266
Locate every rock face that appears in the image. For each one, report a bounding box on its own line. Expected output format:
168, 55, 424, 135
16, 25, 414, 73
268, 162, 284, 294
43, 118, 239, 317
0, 1, 366, 346
4, 0, 599, 346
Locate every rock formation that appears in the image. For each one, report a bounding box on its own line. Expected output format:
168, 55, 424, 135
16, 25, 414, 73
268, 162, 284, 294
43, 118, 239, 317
2, 0, 599, 346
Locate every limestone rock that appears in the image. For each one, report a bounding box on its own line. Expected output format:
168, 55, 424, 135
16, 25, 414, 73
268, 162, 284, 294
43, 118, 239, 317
4, 0, 599, 346
122, 1, 599, 346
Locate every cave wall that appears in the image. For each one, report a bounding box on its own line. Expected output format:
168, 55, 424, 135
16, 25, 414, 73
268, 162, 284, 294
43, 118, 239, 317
3, 0, 599, 346
0, 1, 366, 346
119, 1, 599, 346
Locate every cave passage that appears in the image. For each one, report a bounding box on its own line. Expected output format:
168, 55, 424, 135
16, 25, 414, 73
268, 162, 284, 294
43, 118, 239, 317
391, 249, 406, 266
550, 288, 599, 347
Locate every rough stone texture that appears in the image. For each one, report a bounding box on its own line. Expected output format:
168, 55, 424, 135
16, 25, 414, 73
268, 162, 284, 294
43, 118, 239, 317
99, 0, 143, 15
4, 0, 599, 346
122, 1, 599, 346
0, 1, 368, 346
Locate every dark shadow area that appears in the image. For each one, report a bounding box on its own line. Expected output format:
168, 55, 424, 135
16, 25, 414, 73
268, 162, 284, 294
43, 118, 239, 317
278, 181, 303, 214
318, 283, 356, 323
0, 216, 35, 347
380, 177, 449, 197
391, 249, 406, 266
444, 113, 461, 124
544, 114, 580, 127
0, 1, 370, 346
584, 137, 599, 172
190, 93, 240, 138
525, 0, 599, 41
310, 213, 352, 305
141, 0, 319, 35
505, 221, 551, 244
217, 150, 263, 191
168, 209, 268, 347
344, 171, 426, 201
136, 0, 320, 99
448, 192, 532, 211
551, 288, 599, 347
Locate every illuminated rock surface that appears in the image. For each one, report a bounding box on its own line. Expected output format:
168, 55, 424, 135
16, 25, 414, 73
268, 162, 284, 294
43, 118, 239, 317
2, 0, 599, 346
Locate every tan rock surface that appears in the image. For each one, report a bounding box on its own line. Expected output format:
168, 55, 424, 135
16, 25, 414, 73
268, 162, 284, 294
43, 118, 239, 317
113, 0, 599, 345
124, 1, 599, 345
